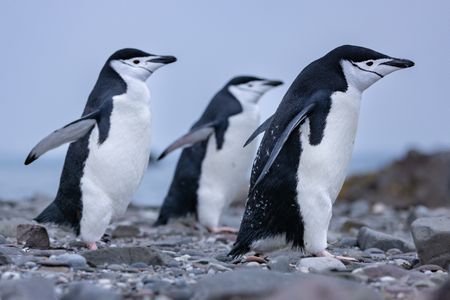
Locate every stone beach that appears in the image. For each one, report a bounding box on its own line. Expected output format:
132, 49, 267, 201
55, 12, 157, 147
0, 196, 449, 300
0, 151, 449, 299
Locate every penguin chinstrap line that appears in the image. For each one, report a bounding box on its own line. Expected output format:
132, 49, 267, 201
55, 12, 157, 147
155, 76, 283, 233
229, 45, 414, 259
25, 48, 177, 250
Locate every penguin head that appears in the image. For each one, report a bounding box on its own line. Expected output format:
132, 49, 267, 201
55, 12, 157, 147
109, 48, 176, 81
332, 45, 414, 92
226, 76, 283, 103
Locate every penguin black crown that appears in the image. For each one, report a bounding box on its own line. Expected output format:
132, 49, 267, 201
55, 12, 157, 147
230, 45, 414, 259
25, 48, 176, 250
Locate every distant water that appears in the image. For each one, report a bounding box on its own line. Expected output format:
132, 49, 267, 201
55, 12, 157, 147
0, 151, 395, 206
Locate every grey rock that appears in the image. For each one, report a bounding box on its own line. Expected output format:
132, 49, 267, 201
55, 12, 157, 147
433, 279, 450, 300
0, 253, 11, 265
193, 269, 382, 300
0, 277, 57, 300
297, 257, 346, 272
353, 264, 426, 281
82, 246, 163, 267
268, 256, 293, 273
111, 225, 140, 238
130, 262, 148, 269
411, 216, 450, 269
336, 237, 358, 248
357, 227, 415, 252
17, 224, 50, 249
107, 264, 125, 271
47, 253, 87, 268
61, 283, 122, 300
415, 264, 446, 272
340, 150, 450, 208
0, 246, 24, 265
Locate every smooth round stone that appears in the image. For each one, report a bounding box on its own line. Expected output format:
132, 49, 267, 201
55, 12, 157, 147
246, 262, 261, 267
107, 264, 125, 271
130, 262, 148, 269
24, 261, 37, 268
386, 248, 403, 256
297, 257, 346, 272
48, 253, 87, 268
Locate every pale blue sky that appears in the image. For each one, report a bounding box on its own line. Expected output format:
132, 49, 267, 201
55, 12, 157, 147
1, 0, 449, 159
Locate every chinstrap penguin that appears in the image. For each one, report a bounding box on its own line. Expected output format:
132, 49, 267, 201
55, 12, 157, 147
154, 76, 282, 233
25, 48, 176, 249
229, 45, 414, 258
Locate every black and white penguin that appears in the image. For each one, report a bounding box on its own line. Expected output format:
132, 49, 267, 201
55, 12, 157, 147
229, 45, 414, 258
154, 76, 282, 232
25, 48, 176, 249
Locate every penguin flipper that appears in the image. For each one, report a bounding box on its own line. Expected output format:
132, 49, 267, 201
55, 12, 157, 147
251, 102, 316, 192
157, 124, 215, 160
24, 111, 99, 165
243, 115, 274, 147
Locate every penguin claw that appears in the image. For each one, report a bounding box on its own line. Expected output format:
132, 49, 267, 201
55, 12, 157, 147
207, 226, 238, 234
86, 242, 97, 250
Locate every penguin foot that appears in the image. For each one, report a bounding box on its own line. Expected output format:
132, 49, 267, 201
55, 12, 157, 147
315, 250, 357, 262
86, 242, 98, 250
244, 255, 268, 264
207, 226, 238, 234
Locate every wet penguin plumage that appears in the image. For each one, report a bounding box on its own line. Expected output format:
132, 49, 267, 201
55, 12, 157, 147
155, 76, 282, 232
26, 48, 176, 249
229, 45, 414, 257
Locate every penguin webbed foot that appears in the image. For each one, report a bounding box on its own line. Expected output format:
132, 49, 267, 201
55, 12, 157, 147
314, 250, 357, 262
86, 242, 98, 250
244, 254, 268, 264
207, 226, 238, 234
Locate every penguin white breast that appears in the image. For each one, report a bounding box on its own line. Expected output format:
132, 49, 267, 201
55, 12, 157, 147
297, 86, 362, 203
197, 102, 260, 222
82, 78, 152, 219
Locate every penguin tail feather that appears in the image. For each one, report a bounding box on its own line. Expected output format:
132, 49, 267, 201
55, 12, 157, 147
153, 214, 169, 227
34, 202, 66, 225
228, 241, 251, 259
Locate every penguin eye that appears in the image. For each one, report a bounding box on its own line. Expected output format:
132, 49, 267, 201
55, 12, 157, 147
366, 61, 374, 66
133, 60, 140, 64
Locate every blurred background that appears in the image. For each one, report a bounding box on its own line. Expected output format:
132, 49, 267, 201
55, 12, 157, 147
0, 0, 449, 206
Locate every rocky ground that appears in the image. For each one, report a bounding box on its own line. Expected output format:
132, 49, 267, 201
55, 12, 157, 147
0, 194, 449, 300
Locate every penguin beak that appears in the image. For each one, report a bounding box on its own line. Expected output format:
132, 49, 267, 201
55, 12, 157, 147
148, 55, 177, 65
380, 58, 415, 69
264, 80, 283, 87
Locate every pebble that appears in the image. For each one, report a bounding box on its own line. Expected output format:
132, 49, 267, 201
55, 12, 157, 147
16, 224, 50, 249
411, 216, 450, 268
297, 257, 346, 272
1, 271, 21, 280
268, 255, 293, 273
1, 197, 449, 299
107, 264, 125, 271
357, 227, 415, 253
48, 253, 87, 268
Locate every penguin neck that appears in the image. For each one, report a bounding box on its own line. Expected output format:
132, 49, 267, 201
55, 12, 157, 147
107, 64, 151, 103
227, 86, 261, 105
